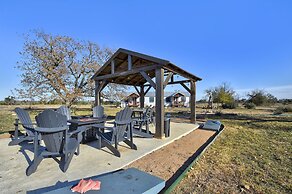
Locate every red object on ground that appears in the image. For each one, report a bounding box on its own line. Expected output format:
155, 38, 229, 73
71, 179, 101, 193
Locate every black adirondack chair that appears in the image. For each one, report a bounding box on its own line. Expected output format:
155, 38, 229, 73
93, 105, 107, 119
94, 107, 137, 157
9, 107, 38, 146
26, 109, 83, 176
56, 105, 72, 120
132, 107, 154, 138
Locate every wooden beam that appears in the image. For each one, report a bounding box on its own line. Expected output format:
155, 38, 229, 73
163, 65, 201, 82
100, 81, 108, 92
144, 79, 190, 87
155, 68, 164, 139
140, 71, 156, 90
163, 72, 173, 88
140, 85, 145, 108
94, 64, 160, 81
190, 81, 196, 123
145, 86, 151, 95
96, 80, 107, 92
111, 60, 115, 74
128, 55, 132, 70
95, 80, 108, 106
95, 81, 101, 106
180, 82, 191, 93
134, 85, 140, 95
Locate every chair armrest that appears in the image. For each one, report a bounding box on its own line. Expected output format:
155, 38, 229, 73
20, 122, 37, 126
68, 127, 86, 136
35, 126, 68, 133
115, 119, 132, 125
94, 125, 114, 130
107, 121, 115, 125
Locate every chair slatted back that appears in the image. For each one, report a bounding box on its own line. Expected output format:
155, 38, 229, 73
56, 106, 72, 120
15, 107, 35, 136
115, 107, 132, 141
93, 106, 105, 118
144, 107, 152, 119
36, 109, 67, 153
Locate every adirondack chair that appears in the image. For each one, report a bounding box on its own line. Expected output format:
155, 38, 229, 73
92, 105, 107, 119
132, 107, 154, 138
56, 105, 72, 120
9, 107, 38, 146
26, 109, 83, 176
94, 107, 137, 157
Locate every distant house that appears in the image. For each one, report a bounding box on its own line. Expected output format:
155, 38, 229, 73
121, 91, 190, 108
121, 93, 139, 107
165, 92, 187, 107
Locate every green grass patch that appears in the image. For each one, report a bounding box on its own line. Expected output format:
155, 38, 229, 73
0, 105, 121, 134
0, 109, 16, 133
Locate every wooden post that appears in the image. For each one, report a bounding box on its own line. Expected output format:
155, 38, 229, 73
190, 80, 196, 123
128, 55, 132, 70
111, 60, 115, 74
140, 85, 145, 108
155, 68, 164, 138
95, 81, 101, 106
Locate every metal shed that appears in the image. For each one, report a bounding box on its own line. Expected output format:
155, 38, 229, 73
92, 48, 202, 138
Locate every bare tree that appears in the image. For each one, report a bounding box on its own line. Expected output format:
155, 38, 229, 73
16, 30, 126, 106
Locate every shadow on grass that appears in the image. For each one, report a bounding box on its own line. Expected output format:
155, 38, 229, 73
168, 111, 292, 123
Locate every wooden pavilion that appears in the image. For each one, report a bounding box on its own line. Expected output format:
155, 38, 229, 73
92, 48, 202, 138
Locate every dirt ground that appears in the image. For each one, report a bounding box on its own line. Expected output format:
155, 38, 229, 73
127, 128, 216, 189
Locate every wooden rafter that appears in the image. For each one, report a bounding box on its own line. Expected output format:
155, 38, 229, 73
140, 71, 156, 89
180, 82, 191, 93
163, 72, 173, 88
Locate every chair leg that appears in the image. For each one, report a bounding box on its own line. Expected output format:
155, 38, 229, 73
114, 135, 118, 149
123, 139, 137, 150
102, 140, 121, 157
97, 135, 102, 149
60, 151, 75, 172
146, 121, 149, 134
26, 155, 44, 176
75, 145, 80, 156
138, 121, 143, 132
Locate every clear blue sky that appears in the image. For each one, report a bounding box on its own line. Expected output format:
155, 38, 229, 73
0, 0, 292, 100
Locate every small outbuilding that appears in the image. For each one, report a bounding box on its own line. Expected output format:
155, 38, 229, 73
121, 93, 140, 107
92, 48, 202, 138
165, 91, 186, 107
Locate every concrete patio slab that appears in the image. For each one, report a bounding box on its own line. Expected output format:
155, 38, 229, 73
0, 122, 200, 193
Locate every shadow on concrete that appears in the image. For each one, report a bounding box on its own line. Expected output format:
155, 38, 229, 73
27, 170, 122, 194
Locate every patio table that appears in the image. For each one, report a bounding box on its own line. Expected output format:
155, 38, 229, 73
68, 117, 106, 143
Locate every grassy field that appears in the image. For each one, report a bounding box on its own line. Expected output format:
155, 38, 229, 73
173, 110, 292, 193
0, 104, 291, 193
0, 105, 121, 134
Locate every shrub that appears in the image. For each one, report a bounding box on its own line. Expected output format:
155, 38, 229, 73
284, 105, 292, 112
222, 101, 238, 109
274, 105, 292, 114
244, 102, 256, 109
247, 90, 277, 106
274, 107, 284, 115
